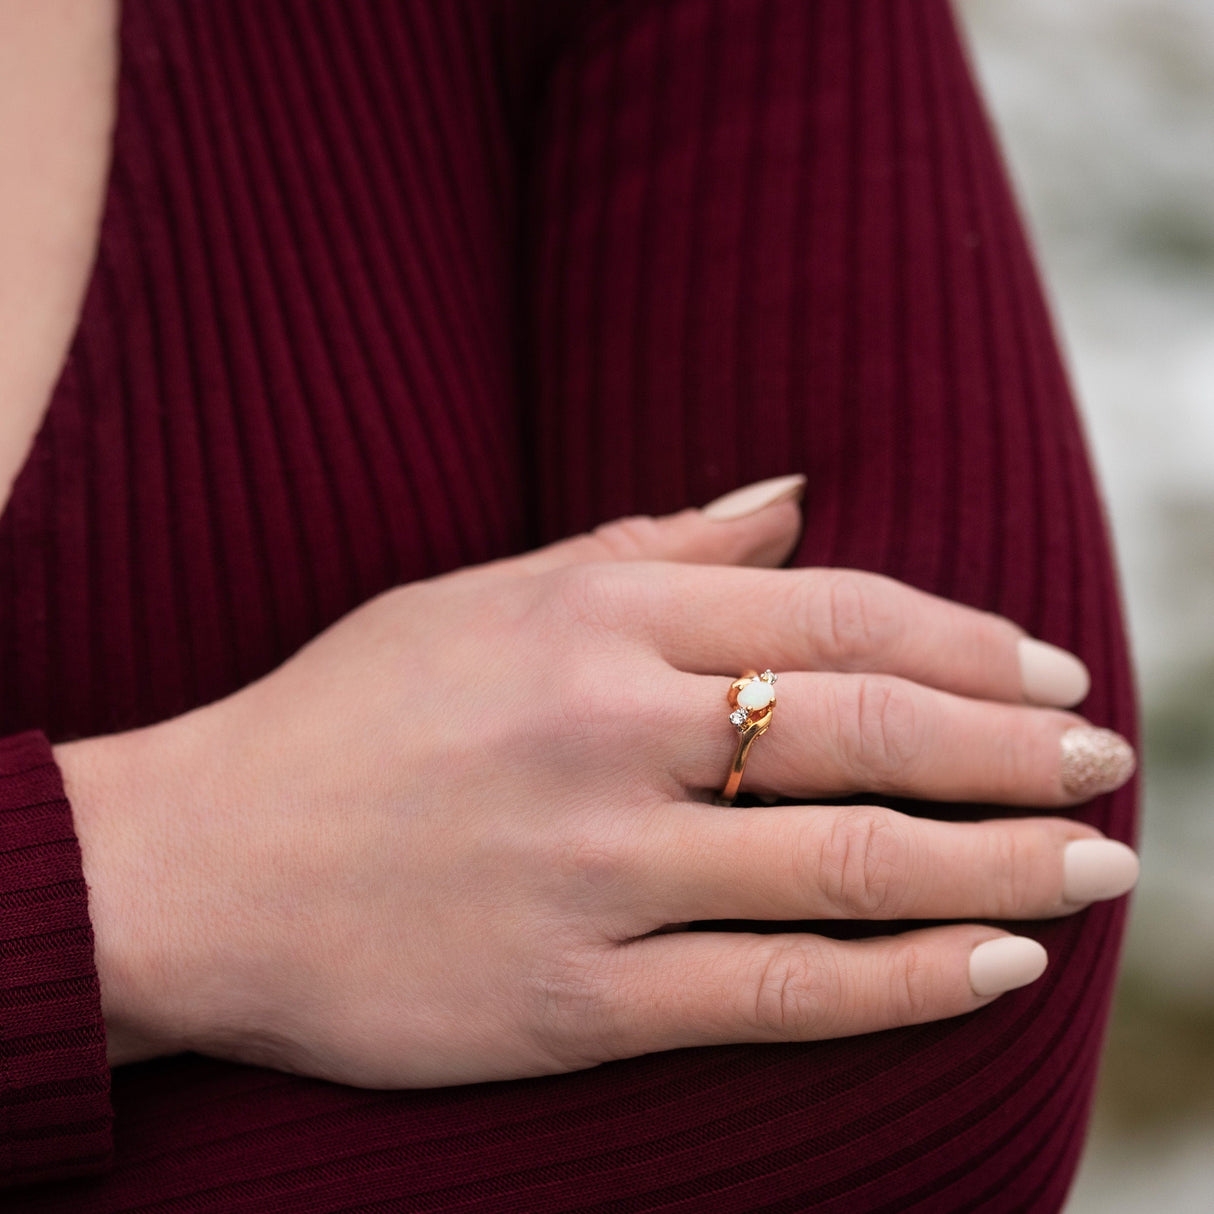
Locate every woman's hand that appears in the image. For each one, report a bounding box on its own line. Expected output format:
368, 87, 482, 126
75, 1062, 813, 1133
58, 474, 1138, 1087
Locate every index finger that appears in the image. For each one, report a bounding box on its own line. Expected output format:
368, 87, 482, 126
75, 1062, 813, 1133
636, 563, 1089, 707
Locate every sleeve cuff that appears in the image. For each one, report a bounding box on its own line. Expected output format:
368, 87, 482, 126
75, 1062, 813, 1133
1, 729, 113, 1187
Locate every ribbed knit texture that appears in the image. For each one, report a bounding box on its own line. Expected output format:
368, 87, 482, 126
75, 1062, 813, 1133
0, 732, 111, 1187
0, 1, 1137, 1209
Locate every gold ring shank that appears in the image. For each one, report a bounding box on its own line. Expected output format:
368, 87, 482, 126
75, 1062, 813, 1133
714, 670, 776, 807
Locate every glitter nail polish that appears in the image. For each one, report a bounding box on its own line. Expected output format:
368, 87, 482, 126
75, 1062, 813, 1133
1060, 727, 1136, 798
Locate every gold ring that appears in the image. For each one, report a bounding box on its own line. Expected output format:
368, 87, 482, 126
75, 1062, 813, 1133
714, 669, 777, 806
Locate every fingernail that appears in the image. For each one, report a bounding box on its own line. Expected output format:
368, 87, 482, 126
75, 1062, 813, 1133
702, 474, 806, 521
1060, 727, 1137, 798
1063, 838, 1140, 903
969, 936, 1048, 997
1018, 638, 1090, 707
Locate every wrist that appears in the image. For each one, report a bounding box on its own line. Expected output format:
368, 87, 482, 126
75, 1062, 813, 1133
54, 726, 185, 1065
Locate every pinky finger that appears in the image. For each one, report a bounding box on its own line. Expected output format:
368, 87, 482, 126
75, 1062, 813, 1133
604, 927, 1047, 1055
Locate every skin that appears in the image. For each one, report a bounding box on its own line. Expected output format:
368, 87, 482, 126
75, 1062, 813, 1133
0, 0, 118, 514
6, 1, 1137, 1090
58, 501, 1131, 1086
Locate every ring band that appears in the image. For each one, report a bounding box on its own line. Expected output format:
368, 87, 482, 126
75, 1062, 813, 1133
714, 669, 777, 806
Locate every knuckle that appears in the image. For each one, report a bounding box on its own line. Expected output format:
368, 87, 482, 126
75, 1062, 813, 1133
506, 639, 622, 756
812, 572, 901, 668
542, 820, 646, 911
515, 569, 666, 761
546, 670, 660, 779
987, 828, 1041, 918
526, 648, 607, 744
842, 677, 923, 785
888, 942, 934, 1025
590, 514, 663, 562
820, 808, 910, 917
539, 562, 637, 636
526, 944, 622, 1070
749, 943, 831, 1038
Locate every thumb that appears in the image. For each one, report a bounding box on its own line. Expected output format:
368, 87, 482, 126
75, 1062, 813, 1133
511, 473, 806, 575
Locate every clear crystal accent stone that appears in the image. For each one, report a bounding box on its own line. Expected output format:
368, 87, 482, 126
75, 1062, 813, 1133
729, 708, 749, 728
760, 669, 776, 683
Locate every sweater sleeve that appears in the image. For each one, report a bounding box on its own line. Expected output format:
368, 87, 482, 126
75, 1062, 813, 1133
0, 729, 113, 1188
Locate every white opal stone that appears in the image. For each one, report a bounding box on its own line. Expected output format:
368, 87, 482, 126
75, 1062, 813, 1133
737, 679, 775, 710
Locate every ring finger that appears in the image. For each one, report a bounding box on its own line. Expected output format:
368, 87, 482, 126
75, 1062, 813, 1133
664, 670, 1135, 807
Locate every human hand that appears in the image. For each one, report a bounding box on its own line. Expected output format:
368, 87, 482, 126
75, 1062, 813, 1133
59, 474, 1138, 1086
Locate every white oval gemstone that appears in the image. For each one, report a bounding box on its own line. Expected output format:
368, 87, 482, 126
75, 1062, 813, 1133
737, 679, 775, 711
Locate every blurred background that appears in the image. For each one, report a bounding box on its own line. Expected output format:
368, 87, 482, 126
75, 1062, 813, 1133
957, 2, 1214, 1210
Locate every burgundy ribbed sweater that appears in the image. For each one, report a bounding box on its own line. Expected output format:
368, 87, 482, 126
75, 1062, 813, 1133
0, 2, 1137, 1210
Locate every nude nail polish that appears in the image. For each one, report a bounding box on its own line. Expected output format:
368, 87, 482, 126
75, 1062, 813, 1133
1018, 638, 1091, 707
702, 474, 806, 520
1063, 838, 1140, 903
969, 937, 1048, 997
1060, 727, 1137, 798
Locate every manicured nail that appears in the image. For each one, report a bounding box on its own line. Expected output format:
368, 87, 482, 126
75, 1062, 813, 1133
1060, 727, 1137, 798
1018, 638, 1090, 707
969, 936, 1048, 997
702, 474, 806, 521
1063, 838, 1140, 904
